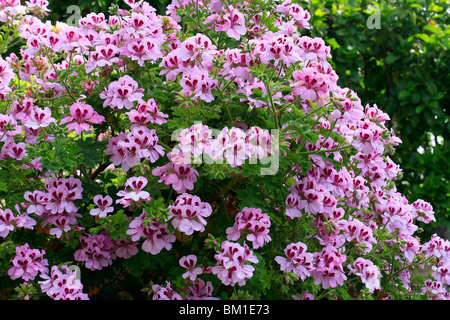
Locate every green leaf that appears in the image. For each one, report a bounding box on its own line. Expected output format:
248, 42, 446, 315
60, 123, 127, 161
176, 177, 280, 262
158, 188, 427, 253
0, 180, 7, 193
416, 33, 430, 43
385, 53, 400, 64
415, 105, 426, 114
425, 81, 438, 96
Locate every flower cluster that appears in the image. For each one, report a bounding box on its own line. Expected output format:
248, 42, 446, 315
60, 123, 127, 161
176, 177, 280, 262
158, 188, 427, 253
60, 101, 105, 135
311, 246, 347, 290
152, 154, 199, 194
106, 125, 165, 172
8, 243, 48, 281
126, 211, 176, 255
23, 176, 83, 238
151, 281, 183, 300
100, 75, 145, 110
74, 233, 117, 271
73, 232, 137, 272
275, 241, 314, 281
168, 193, 212, 235
211, 241, 259, 287
0, 206, 36, 237
150, 278, 218, 300
348, 258, 381, 293
169, 123, 274, 168
226, 207, 271, 249
39, 265, 89, 300
126, 98, 169, 125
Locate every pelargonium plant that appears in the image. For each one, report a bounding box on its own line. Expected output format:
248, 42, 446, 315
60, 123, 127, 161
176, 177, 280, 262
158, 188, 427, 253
0, 0, 447, 301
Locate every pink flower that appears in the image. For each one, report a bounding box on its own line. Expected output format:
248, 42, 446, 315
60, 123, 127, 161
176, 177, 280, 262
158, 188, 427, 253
297, 36, 331, 62
22, 106, 55, 129
168, 193, 212, 235
275, 241, 314, 281
86, 44, 120, 73
10, 204, 36, 231
122, 38, 163, 66
205, 6, 246, 40
0, 208, 16, 237
0, 114, 21, 144
152, 161, 199, 194
260, 34, 301, 67
222, 6, 246, 40
106, 126, 165, 172
122, 11, 153, 37
45, 184, 72, 214
176, 123, 213, 159
151, 281, 182, 300
79, 12, 107, 31
114, 237, 138, 259
8, 243, 48, 281
179, 255, 203, 281
8, 98, 33, 121
379, 194, 418, 236
39, 265, 89, 300
34, 177, 83, 238
178, 33, 217, 63
179, 67, 218, 103
412, 199, 435, 224
74, 233, 116, 271
23, 156, 43, 171
185, 279, 219, 300
285, 193, 302, 219
432, 263, 450, 286
23, 190, 48, 216
338, 218, 376, 254
399, 232, 420, 263
126, 212, 176, 255
226, 207, 271, 249
292, 67, 329, 102
245, 126, 273, 161
311, 246, 347, 289
90, 195, 114, 218
0, 57, 14, 86
421, 279, 449, 300
285, 1, 311, 29
209, 127, 248, 167
60, 101, 105, 135
116, 176, 151, 207
48, 214, 72, 238
100, 75, 144, 110
352, 120, 384, 155
126, 98, 168, 125
422, 234, 450, 263
212, 241, 259, 287
58, 25, 90, 51
2, 142, 28, 161
237, 78, 280, 109
348, 258, 381, 293
159, 50, 186, 81
293, 291, 315, 300
297, 188, 324, 215
365, 103, 390, 124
